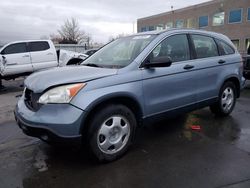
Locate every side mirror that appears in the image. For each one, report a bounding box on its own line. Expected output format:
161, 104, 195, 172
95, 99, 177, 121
145, 56, 172, 68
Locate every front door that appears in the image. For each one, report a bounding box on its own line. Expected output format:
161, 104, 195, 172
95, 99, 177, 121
142, 34, 198, 118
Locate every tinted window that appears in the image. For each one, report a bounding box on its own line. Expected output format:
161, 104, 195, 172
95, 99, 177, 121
246, 39, 250, 55
229, 9, 242, 23
141, 27, 147, 32
29, 42, 50, 52
151, 34, 190, 63
199, 16, 208, 28
148, 26, 155, 31
2, 43, 27, 55
192, 35, 218, 59
216, 39, 235, 55
248, 8, 250, 21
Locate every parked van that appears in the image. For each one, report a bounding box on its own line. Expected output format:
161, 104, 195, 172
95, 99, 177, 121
15, 29, 245, 162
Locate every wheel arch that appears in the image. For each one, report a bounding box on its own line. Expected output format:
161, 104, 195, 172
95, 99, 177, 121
222, 76, 241, 98
80, 94, 144, 137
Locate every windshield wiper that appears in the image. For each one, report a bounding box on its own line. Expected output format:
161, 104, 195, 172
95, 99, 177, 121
83, 63, 102, 68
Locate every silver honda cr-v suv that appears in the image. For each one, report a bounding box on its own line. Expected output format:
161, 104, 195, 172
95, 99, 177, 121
15, 29, 245, 162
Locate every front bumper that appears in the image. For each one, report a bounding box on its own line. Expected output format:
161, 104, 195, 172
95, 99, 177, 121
15, 98, 86, 144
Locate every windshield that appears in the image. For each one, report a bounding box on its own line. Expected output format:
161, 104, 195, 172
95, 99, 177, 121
82, 35, 156, 68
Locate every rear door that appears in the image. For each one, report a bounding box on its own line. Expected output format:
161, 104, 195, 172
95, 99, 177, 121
0, 42, 32, 76
142, 34, 199, 117
29, 41, 57, 71
189, 34, 226, 102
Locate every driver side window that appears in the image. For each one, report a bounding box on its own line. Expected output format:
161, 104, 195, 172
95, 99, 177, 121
151, 34, 190, 63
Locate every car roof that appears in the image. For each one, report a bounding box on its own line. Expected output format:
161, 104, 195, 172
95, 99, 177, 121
132, 28, 222, 36
129, 28, 232, 46
4, 40, 52, 45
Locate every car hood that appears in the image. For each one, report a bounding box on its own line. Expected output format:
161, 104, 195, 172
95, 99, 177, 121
25, 66, 118, 93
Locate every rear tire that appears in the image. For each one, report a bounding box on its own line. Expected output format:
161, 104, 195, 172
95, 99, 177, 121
210, 81, 236, 117
87, 104, 137, 162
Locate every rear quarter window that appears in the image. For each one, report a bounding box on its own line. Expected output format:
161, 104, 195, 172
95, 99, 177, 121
29, 42, 50, 52
215, 39, 235, 55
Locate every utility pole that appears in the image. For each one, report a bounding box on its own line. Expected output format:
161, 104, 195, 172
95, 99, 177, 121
171, 5, 174, 28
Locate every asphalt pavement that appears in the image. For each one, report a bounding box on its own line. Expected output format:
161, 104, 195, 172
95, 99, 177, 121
0, 79, 250, 188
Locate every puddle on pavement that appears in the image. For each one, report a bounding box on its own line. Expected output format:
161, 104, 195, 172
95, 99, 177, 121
182, 110, 241, 143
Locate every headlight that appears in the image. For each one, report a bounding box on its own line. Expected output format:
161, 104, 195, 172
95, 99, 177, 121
38, 83, 86, 104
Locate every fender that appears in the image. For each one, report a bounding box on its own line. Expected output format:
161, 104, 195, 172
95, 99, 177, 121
84, 92, 144, 114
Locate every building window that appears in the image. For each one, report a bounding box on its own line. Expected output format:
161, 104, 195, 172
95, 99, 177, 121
212, 12, 225, 26
148, 26, 155, 31
199, 16, 208, 28
176, 20, 184, 28
229, 9, 242, 23
231, 39, 240, 50
166, 22, 173, 29
140, 27, 147, 32
248, 8, 250, 21
187, 18, 196, 28
246, 39, 250, 54
156, 24, 164, 31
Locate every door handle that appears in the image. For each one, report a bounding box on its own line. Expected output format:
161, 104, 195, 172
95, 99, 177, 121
23, 55, 30, 58
218, 59, 226, 64
47, 53, 53, 55
183, 64, 194, 70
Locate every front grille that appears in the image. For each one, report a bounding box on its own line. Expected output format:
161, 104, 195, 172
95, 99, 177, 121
24, 88, 42, 111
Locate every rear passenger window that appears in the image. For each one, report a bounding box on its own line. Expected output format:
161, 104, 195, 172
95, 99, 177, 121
151, 34, 190, 63
192, 35, 219, 59
215, 39, 235, 55
2, 43, 27, 55
29, 42, 50, 52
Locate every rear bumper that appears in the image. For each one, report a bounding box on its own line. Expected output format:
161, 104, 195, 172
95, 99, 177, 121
15, 98, 86, 145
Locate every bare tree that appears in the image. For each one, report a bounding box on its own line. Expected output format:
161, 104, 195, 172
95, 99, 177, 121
57, 18, 86, 44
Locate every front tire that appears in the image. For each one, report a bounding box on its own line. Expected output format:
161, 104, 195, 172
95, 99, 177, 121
88, 104, 137, 162
210, 81, 236, 117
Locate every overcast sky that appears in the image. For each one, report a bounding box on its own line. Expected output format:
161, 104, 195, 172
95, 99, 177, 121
0, 0, 211, 44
